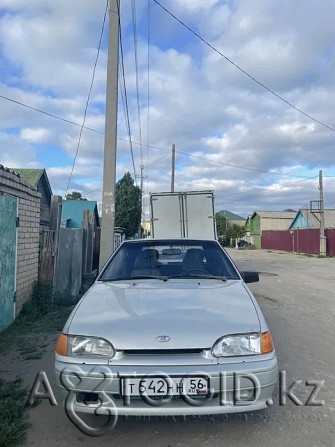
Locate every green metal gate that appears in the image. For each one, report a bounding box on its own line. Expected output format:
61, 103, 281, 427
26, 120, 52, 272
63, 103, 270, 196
0, 195, 17, 331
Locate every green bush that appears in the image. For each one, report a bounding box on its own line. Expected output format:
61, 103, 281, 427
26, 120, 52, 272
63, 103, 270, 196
53, 291, 78, 308
0, 377, 31, 447
20, 281, 53, 321
20, 280, 78, 321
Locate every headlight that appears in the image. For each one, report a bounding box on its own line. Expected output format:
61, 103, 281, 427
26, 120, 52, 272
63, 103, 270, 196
56, 334, 115, 358
212, 333, 261, 357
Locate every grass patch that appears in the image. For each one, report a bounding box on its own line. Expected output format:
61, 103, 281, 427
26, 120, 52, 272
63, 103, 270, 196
0, 305, 74, 355
0, 278, 94, 356
0, 377, 35, 447
0, 280, 83, 356
0, 279, 94, 446
16, 338, 49, 360
19, 281, 79, 322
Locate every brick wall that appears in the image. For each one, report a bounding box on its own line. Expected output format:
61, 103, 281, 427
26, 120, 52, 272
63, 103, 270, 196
0, 166, 41, 314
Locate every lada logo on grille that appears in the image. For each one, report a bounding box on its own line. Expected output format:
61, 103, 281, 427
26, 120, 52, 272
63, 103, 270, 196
156, 335, 171, 342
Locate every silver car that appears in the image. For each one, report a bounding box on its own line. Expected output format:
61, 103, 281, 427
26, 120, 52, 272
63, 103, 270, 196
55, 239, 278, 416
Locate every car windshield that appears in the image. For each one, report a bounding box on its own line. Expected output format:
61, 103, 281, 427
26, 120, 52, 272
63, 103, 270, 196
99, 240, 240, 281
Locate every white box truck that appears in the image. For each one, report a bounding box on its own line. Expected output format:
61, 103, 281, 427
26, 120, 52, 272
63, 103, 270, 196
150, 191, 216, 239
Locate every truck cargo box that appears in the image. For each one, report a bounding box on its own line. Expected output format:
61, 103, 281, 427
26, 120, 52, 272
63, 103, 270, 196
150, 191, 216, 239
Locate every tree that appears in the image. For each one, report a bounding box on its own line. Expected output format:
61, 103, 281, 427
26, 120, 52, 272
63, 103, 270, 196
226, 224, 246, 239
66, 191, 87, 201
115, 172, 141, 237
215, 213, 228, 237
216, 213, 246, 246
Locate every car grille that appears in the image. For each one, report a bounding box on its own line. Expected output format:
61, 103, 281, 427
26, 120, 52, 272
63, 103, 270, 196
123, 348, 204, 356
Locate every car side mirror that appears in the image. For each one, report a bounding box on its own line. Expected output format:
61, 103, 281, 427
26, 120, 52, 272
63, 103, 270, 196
241, 271, 259, 283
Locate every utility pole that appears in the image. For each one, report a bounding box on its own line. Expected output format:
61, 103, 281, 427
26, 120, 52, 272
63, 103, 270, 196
99, 0, 120, 271
319, 169, 326, 256
171, 143, 175, 192
136, 165, 148, 238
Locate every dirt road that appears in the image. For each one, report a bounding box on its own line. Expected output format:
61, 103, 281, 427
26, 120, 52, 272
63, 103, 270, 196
21, 249, 335, 446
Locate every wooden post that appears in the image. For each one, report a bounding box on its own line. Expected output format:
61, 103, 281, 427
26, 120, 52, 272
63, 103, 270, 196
82, 209, 89, 275
49, 195, 62, 286
319, 170, 326, 256
99, 0, 120, 270
171, 144, 175, 193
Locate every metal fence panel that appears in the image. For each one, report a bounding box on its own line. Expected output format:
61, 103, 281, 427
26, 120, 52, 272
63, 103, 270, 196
325, 229, 335, 256
54, 228, 83, 296
0, 195, 17, 330
261, 229, 321, 255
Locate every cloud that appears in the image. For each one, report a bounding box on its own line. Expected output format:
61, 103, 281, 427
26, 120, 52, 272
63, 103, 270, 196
0, 1, 108, 94
20, 127, 50, 143
0, 0, 335, 218
0, 132, 38, 167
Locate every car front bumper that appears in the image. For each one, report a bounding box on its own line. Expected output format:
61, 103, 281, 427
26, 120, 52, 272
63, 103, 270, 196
54, 355, 278, 416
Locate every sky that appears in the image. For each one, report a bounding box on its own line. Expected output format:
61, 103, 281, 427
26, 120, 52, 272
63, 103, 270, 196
1, 0, 335, 219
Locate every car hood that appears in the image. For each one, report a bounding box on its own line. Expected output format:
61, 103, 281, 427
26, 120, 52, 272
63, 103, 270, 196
67, 280, 260, 350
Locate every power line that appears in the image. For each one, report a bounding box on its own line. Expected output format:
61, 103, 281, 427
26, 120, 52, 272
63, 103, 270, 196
144, 0, 151, 221
0, 90, 171, 163
145, 152, 170, 168
84, 169, 317, 199
267, 175, 319, 188
83, 153, 169, 196
242, 175, 318, 195
0, 92, 325, 180
147, 0, 151, 153
131, 0, 144, 222
175, 149, 308, 178
2, 4, 335, 183
0, 94, 104, 135
118, 64, 132, 161
117, 136, 167, 152
117, 137, 312, 179
117, 1, 137, 180
226, 175, 318, 202
0, 87, 326, 180
152, 0, 335, 133
65, 0, 108, 196
85, 186, 103, 195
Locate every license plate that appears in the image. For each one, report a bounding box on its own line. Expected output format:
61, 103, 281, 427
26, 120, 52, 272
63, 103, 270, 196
121, 377, 208, 397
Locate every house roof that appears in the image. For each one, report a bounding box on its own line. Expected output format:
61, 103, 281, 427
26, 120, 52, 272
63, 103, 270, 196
10, 168, 52, 198
0, 164, 20, 178
217, 210, 246, 221
291, 209, 335, 229
11, 168, 44, 185
61, 200, 100, 228
252, 211, 296, 219
320, 210, 335, 228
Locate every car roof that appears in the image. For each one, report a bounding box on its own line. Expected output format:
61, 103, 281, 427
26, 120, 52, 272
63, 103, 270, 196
123, 238, 218, 243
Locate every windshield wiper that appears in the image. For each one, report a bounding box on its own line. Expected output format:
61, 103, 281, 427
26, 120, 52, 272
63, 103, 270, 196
100, 275, 168, 282
168, 274, 227, 281
130, 275, 168, 281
